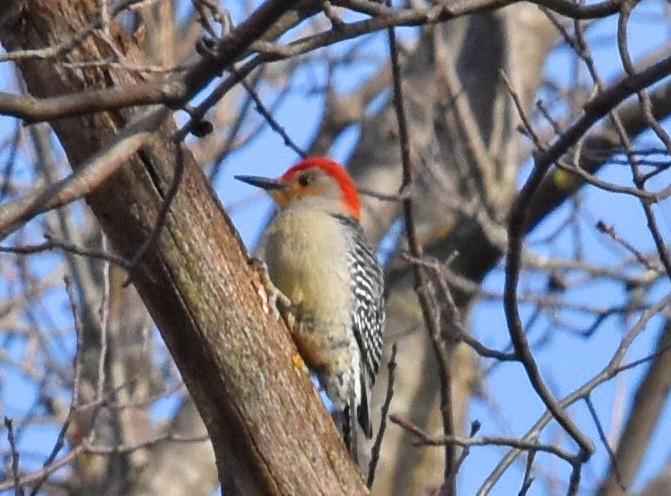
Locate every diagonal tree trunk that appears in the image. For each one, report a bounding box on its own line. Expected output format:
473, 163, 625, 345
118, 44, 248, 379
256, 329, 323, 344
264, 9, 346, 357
0, 1, 366, 494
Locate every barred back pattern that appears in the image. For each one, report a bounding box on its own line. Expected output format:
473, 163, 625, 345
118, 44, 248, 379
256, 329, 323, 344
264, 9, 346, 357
334, 214, 386, 438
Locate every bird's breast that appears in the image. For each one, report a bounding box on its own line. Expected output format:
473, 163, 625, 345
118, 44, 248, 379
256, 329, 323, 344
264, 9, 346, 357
264, 206, 353, 328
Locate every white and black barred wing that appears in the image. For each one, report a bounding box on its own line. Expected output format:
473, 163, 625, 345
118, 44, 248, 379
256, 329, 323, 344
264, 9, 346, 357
335, 215, 386, 438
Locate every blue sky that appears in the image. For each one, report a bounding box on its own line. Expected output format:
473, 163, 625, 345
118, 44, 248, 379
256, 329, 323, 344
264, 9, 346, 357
1, 2, 671, 495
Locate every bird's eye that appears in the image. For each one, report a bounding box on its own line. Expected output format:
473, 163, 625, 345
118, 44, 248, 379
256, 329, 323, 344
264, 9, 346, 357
298, 174, 313, 187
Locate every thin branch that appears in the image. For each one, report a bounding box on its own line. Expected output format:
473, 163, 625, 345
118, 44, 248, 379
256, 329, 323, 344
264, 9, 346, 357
235, 68, 306, 159
596, 220, 662, 273
0, 446, 86, 494
82, 432, 210, 455
386, 3, 456, 489
497, 23, 671, 467
518, 449, 537, 496
615, 2, 671, 282
4, 417, 24, 496
404, 254, 518, 362
207, 68, 265, 183
0, 0, 302, 124
505, 215, 594, 458
27, 276, 83, 496
449, 421, 481, 491
0, 83, 184, 123
0, 107, 171, 240
479, 293, 671, 494
0, 123, 21, 201
0, 235, 129, 268
389, 414, 575, 463
0, 0, 623, 125
585, 395, 621, 489
366, 342, 398, 489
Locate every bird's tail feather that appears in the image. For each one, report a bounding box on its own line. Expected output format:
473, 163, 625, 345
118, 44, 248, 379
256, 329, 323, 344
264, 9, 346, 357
342, 397, 359, 463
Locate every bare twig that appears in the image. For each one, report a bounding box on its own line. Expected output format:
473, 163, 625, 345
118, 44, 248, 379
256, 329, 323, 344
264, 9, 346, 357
0, 0, 301, 125
0, 123, 21, 201
518, 448, 536, 496
615, 3, 671, 282
367, 343, 398, 489
82, 432, 210, 455
596, 220, 662, 273
0, 0, 623, 125
585, 395, 621, 488
404, 254, 518, 362
4, 417, 24, 496
0, 107, 171, 240
235, 68, 306, 159
449, 421, 481, 490
0, 446, 87, 493
497, 22, 671, 469
389, 415, 575, 463
480, 293, 671, 494
386, 3, 456, 489
0, 235, 129, 268
27, 276, 84, 496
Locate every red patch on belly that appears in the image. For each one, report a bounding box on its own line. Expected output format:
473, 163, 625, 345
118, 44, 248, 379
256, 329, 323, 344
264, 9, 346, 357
291, 329, 328, 372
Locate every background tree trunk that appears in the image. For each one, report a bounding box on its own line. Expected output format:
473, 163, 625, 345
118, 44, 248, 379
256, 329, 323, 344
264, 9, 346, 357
1, 0, 671, 495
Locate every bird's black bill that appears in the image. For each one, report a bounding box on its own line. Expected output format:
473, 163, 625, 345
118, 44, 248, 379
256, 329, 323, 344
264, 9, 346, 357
234, 175, 287, 191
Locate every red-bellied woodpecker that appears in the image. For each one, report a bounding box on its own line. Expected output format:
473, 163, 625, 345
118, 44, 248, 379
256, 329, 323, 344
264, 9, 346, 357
235, 157, 385, 457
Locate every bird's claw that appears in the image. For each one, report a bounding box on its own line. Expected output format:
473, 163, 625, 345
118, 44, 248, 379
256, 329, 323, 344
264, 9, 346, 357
249, 257, 294, 325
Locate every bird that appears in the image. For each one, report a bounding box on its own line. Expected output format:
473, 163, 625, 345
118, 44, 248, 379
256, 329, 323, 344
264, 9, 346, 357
235, 156, 386, 459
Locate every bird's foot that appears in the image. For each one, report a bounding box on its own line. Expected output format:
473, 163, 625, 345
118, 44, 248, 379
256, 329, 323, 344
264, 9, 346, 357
248, 257, 294, 326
